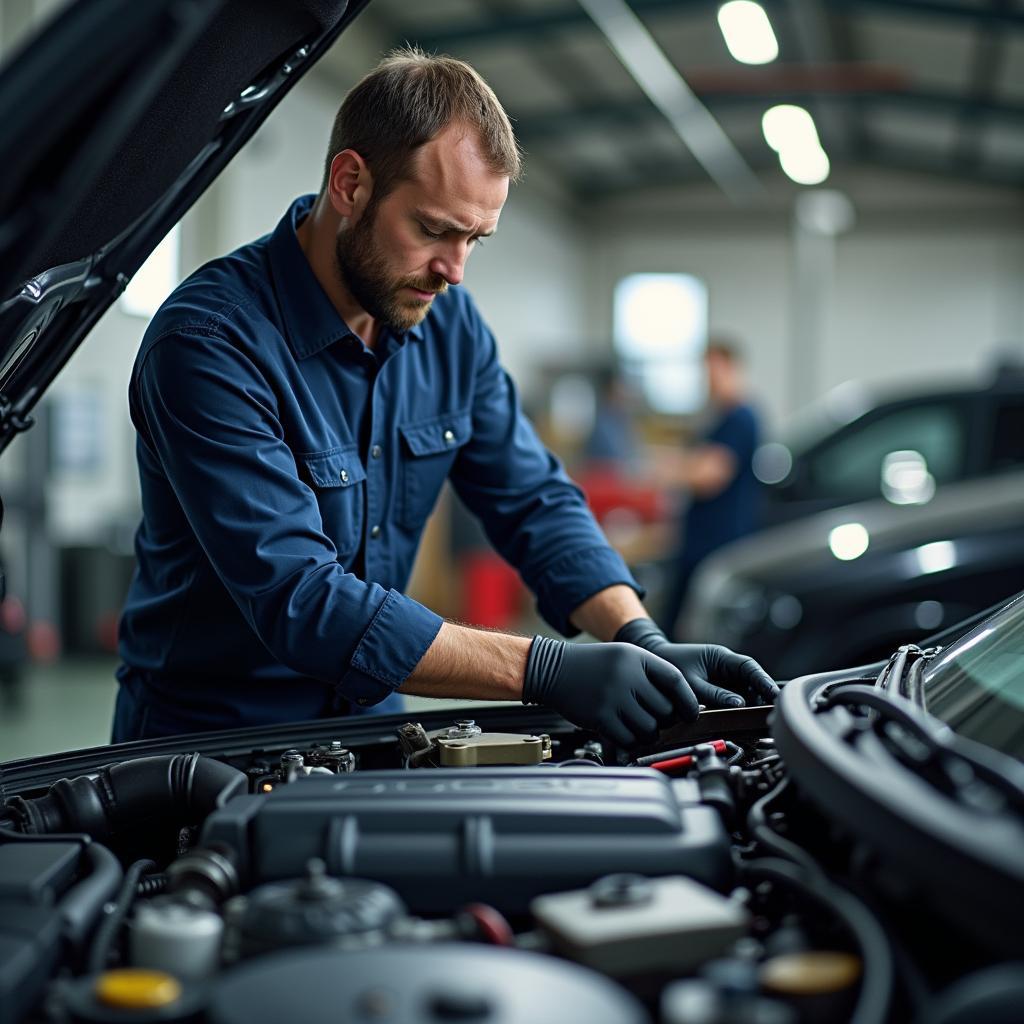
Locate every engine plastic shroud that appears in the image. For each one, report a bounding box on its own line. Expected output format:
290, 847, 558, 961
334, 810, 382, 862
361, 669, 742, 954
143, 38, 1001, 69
200, 767, 731, 914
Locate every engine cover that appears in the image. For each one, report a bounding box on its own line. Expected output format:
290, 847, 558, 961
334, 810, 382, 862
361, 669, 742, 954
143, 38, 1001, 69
200, 767, 732, 914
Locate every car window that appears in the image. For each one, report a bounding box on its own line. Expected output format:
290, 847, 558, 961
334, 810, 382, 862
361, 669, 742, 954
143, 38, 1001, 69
804, 403, 967, 501
989, 400, 1024, 471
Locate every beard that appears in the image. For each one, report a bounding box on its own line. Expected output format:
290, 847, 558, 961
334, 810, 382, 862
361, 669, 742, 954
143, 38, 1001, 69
334, 204, 448, 335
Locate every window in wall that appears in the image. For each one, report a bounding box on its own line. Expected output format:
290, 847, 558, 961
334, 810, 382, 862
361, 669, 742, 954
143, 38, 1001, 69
613, 273, 708, 414
120, 224, 181, 319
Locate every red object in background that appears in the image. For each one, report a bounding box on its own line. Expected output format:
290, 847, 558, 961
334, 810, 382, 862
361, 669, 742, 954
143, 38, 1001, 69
576, 466, 666, 525
27, 620, 61, 662
461, 552, 524, 629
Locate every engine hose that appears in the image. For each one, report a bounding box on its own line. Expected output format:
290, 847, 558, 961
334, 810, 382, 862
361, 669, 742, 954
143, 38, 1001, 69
5, 753, 246, 842
60, 843, 125, 954
742, 857, 894, 1024
746, 776, 820, 873
87, 858, 158, 974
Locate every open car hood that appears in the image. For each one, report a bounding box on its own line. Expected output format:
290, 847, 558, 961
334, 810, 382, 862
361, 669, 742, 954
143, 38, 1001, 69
0, 0, 366, 455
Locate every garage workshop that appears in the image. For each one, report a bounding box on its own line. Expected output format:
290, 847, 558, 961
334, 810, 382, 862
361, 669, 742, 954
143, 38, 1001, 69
0, 2, 1021, 1022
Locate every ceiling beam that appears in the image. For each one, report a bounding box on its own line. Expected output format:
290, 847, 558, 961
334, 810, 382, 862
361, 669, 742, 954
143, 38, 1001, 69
576, 0, 762, 202
397, 0, 1024, 52
515, 88, 1024, 144
578, 144, 1024, 197
825, 0, 1024, 29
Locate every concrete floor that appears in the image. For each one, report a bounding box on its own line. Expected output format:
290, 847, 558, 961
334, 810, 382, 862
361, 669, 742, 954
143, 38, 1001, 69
0, 658, 494, 763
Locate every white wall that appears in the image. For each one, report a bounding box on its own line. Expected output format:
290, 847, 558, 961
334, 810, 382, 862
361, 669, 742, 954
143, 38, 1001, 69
585, 184, 1024, 433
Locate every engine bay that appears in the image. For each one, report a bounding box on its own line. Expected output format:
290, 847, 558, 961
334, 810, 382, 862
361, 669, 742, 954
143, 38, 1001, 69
0, 684, 1020, 1024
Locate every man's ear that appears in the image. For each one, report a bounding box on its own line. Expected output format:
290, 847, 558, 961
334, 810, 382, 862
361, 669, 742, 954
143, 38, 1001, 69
327, 149, 374, 220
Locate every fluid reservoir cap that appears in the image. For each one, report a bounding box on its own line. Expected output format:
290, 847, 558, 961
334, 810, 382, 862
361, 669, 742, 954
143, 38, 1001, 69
760, 951, 862, 995
94, 969, 182, 1009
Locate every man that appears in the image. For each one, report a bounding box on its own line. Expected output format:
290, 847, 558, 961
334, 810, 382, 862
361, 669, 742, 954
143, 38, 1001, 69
114, 49, 775, 746
656, 339, 762, 635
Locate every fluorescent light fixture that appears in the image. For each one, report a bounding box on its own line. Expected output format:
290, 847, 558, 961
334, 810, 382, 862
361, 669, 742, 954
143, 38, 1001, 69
762, 105, 818, 152
779, 145, 830, 186
718, 1, 778, 65
914, 541, 957, 576
762, 104, 830, 185
828, 522, 869, 561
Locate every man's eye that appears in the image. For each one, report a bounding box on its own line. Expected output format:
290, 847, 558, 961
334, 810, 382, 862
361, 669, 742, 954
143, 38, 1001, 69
419, 224, 442, 240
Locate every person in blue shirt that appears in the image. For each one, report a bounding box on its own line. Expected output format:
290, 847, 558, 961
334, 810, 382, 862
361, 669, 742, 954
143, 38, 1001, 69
657, 340, 763, 636
113, 49, 776, 746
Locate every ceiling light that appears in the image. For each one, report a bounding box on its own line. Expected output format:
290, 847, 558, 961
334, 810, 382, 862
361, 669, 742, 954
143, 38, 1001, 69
718, 1, 779, 65
779, 143, 830, 185
762, 105, 819, 152
762, 104, 830, 185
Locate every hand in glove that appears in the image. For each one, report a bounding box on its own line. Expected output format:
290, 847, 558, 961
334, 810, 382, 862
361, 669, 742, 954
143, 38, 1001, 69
614, 617, 778, 709
522, 636, 698, 748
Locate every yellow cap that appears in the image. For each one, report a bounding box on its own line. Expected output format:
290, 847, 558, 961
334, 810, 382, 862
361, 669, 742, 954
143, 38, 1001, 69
94, 969, 182, 1009
760, 952, 862, 995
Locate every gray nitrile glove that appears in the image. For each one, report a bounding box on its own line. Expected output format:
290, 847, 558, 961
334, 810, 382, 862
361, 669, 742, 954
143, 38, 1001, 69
614, 617, 779, 708
522, 636, 698, 748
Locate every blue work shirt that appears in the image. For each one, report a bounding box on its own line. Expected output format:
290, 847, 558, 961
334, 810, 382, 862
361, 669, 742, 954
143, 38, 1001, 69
116, 195, 640, 735
682, 402, 761, 565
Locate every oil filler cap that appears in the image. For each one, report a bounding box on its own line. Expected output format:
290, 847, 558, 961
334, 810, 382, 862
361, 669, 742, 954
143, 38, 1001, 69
95, 970, 182, 1009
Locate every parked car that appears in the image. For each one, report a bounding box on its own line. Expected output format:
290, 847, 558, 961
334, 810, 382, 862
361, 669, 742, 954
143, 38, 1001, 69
685, 465, 1024, 678
1, 4, 1022, 1024
754, 366, 1024, 526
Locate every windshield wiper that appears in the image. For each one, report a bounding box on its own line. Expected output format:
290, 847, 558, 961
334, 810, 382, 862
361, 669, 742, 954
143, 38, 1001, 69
878, 644, 941, 703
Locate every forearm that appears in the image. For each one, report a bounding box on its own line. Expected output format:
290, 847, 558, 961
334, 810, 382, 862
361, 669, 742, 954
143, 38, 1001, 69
400, 621, 531, 700
568, 584, 647, 642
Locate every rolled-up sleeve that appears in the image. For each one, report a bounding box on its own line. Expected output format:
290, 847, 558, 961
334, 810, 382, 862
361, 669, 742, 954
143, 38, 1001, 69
135, 328, 441, 704
450, 314, 643, 636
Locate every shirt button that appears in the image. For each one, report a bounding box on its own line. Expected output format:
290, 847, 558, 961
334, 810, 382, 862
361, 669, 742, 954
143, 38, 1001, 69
371, 445, 382, 459
370, 524, 381, 539
443, 429, 455, 444
340, 469, 349, 483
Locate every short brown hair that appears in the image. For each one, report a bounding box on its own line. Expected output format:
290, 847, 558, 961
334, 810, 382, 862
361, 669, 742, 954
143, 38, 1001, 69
321, 46, 522, 200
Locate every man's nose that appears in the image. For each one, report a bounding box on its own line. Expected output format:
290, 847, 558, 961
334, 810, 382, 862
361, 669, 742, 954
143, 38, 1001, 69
429, 240, 468, 286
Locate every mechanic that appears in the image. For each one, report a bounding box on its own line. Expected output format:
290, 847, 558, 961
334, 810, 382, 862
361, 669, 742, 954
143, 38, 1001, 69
656, 339, 763, 635
113, 48, 776, 747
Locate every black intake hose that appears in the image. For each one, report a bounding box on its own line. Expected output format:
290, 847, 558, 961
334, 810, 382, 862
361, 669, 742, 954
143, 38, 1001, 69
6, 753, 246, 842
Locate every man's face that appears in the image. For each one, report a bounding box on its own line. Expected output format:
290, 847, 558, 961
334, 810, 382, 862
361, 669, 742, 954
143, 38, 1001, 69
335, 123, 508, 334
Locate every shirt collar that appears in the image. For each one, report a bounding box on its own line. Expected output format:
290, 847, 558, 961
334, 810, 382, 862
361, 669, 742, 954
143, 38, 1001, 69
268, 195, 424, 360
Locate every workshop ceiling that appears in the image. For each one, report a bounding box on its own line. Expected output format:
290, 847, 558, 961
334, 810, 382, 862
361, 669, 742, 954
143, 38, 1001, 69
319, 0, 1024, 202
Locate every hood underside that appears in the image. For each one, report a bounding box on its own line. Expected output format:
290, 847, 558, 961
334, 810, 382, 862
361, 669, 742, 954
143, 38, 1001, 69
0, 0, 365, 454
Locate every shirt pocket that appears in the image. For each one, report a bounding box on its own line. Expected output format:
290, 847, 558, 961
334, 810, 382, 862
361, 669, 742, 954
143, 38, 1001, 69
398, 409, 472, 529
298, 445, 367, 562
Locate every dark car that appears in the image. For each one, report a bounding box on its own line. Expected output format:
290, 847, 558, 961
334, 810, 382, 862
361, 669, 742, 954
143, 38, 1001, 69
754, 367, 1024, 527
685, 465, 1024, 679
1, 4, 1023, 1024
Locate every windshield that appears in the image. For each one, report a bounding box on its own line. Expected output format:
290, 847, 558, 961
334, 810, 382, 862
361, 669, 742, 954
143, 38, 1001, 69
922, 594, 1024, 761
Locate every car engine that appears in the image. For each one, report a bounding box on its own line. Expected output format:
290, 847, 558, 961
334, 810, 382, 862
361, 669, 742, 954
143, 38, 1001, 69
0, 686, 1020, 1024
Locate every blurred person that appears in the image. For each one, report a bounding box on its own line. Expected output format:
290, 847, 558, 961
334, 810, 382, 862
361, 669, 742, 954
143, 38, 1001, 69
583, 366, 639, 467
114, 50, 776, 745
656, 339, 762, 635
